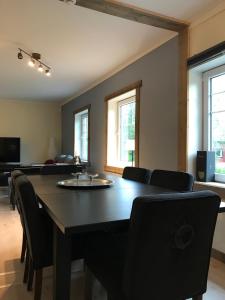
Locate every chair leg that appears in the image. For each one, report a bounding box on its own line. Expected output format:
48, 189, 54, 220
20, 232, 27, 263
34, 269, 43, 300
23, 249, 30, 283
27, 256, 34, 291
84, 266, 94, 300
192, 295, 203, 300
10, 197, 16, 210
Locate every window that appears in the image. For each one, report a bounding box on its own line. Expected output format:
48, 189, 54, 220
203, 65, 225, 181
105, 81, 141, 174
74, 105, 90, 162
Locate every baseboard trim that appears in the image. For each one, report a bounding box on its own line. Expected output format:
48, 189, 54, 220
211, 248, 225, 263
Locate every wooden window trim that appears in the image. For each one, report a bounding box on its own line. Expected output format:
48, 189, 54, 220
73, 104, 91, 163
104, 81, 142, 174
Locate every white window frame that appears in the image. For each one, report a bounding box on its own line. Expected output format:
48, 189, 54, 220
104, 81, 141, 174
117, 96, 136, 164
203, 64, 225, 182
74, 105, 90, 163
80, 112, 88, 161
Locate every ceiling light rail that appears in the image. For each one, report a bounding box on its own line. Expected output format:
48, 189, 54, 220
17, 48, 51, 77
59, 0, 76, 4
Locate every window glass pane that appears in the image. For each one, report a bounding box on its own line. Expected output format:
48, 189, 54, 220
211, 111, 225, 174
106, 88, 137, 169
74, 108, 89, 161
81, 113, 88, 161
211, 92, 225, 112
211, 74, 225, 94
119, 101, 135, 166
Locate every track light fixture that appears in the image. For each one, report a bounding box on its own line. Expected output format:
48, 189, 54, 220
17, 48, 51, 77
17, 49, 23, 59
59, 0, 76, 4
38, 64, 44, 72
45, 69, 51, 76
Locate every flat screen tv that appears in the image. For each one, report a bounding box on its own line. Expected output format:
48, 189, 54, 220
0, 137, 20, 163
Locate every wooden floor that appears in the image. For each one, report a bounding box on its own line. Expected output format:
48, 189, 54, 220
1, 188, 225, 300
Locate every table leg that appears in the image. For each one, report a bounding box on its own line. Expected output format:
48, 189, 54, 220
53, 224, 71, 300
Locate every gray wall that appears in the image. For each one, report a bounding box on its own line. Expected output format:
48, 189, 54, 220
62, 37, 179, 172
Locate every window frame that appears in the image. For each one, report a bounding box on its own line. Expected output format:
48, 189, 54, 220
73, 104, 91, 163
104, 81, 141, 174
203, 64, 225, 182
117, 96, 136, 165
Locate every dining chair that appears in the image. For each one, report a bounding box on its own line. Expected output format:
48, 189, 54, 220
10, 170, 27, 263
122, 167, 151, 184
149, 169, 194, 191
10, 170, 24, 210
15, 174, 86, 300
84, 190, 221, 300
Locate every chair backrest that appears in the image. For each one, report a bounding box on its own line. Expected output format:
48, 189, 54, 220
15, 175, 52, 266
123, 191, 221, 300
122, 167, 151, 184
10, 170, 24, 209
150, 169, 194, 191
11, 169, 24, 186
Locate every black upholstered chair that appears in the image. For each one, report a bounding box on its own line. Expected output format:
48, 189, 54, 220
10, 170, 27, 262
85, 191, 221, 300
122, 167, 151, 184
15, 175, 85, 300
150, 169, 194, 192
10, 170, 24, 210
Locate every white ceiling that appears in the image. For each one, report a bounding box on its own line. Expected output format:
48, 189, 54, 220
119, 0, 225, 21
0, 0, 224, 103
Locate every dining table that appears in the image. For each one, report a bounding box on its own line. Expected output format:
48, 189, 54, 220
28, 173, 225, 300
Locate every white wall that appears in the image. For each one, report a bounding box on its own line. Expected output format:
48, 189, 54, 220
189, 7, 225, 254
213, 213, 225, 253
190, 5, 225, 56
62, 38, 179, 172
0, 99, 61, 164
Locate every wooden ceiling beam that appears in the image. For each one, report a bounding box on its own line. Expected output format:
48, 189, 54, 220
75, 0, 189, 32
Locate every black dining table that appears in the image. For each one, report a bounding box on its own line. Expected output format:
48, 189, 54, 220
28, 173, 225, 300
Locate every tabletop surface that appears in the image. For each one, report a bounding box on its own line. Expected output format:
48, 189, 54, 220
29, 174, 174, 235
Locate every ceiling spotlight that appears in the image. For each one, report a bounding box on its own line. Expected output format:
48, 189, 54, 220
17, 50, 23, 59
45, 69, 51, 77
28, 59, 35, 67
38, 64, 44, 72
17, 48, 52, 76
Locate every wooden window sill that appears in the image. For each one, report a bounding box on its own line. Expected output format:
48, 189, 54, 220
194, 181, 225, 199
104, 165, 123, 175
